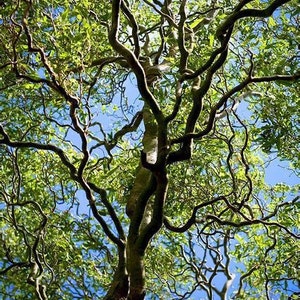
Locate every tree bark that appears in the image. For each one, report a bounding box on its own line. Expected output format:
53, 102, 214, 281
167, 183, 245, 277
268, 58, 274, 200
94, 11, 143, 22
127, 244, 146, 300
124, 104, 159, 299
104, 246, 129, 300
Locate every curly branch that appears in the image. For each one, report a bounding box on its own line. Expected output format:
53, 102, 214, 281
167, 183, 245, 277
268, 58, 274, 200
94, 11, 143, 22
109, 0, 163, 123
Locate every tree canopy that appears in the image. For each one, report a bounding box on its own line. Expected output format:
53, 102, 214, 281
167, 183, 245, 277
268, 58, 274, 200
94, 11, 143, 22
0, 0, 299, 299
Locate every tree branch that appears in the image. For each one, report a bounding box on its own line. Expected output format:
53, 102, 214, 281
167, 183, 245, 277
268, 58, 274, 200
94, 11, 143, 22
109, 0, 164, 124
170, 72, 300, 146
216, 0, 291, 40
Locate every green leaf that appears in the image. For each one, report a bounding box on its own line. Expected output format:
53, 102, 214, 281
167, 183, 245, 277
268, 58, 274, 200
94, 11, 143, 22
268, 16, 276, 27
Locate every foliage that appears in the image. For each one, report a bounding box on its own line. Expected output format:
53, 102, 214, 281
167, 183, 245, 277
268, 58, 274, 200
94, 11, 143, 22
0, 0, 299, 299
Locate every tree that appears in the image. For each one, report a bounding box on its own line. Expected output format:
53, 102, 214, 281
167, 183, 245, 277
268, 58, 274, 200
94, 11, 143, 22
0, 0, 299, 299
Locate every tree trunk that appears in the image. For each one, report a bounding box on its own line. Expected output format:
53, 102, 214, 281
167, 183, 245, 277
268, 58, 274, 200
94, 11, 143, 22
104, 247, 129, 299
124, 104, 159, 299
127, 244, 146, 300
